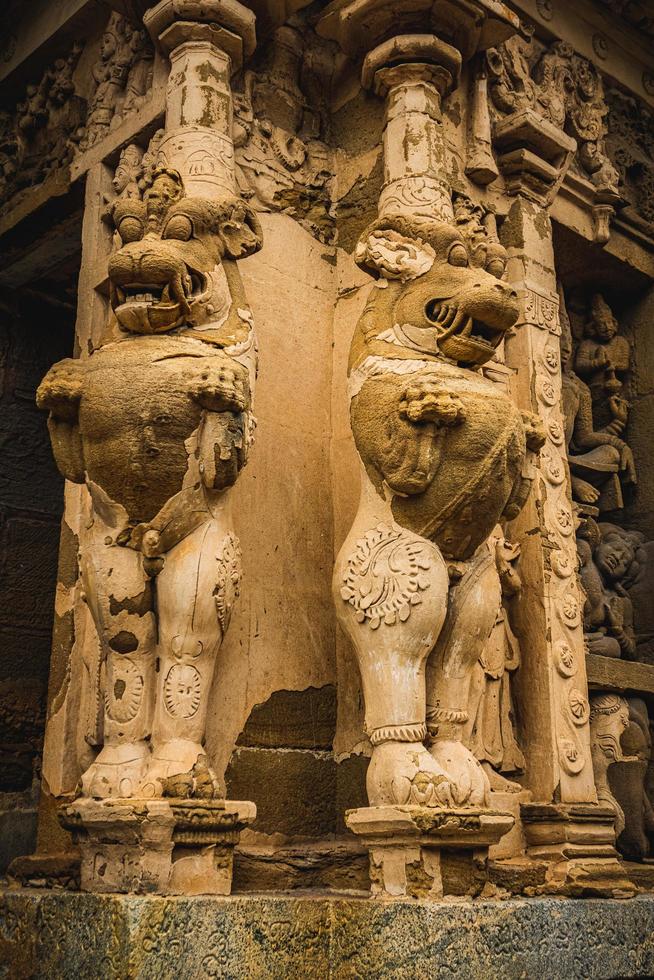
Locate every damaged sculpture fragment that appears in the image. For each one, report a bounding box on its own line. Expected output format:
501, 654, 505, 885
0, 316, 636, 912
35, 0, 260, 896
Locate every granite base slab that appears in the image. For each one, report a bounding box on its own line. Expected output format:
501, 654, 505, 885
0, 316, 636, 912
1, 889, 654, 979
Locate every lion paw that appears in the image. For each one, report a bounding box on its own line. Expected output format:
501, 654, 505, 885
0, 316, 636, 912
36, 358, 85, 421
400, 384, 466, 426
188, 360, 250, 413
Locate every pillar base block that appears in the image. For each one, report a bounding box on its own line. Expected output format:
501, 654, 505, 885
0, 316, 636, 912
346, 804, 514, 899
520, 802, 637, 898
59, 797, 256, 896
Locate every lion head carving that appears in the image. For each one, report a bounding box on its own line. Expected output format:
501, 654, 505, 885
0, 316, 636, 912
352, 214, 519, 369
108, 167, 263, 335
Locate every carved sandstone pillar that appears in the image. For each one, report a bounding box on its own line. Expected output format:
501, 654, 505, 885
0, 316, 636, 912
319, 0, 543, 900
496, 122, 634, 895
36, 0, 261, 896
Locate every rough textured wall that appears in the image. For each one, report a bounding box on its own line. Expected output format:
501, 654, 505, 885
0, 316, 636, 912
205, 214, 339, 834
0, 289, 71, 867
0, 291, 71, 787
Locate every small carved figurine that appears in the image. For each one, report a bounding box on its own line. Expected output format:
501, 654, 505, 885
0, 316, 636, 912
464, 527, 526, 793
589, 693, 634, 835
578, 519, 641, 659
611, 697, 654, 861
574, 293, 631, 430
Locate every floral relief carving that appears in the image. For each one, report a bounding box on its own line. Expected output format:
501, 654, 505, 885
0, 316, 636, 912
163, 664, 202, 720
341, 523, 432, 629
569, 689, 590, 726
214, 533, 242, 635
555, 641, 577, 677
105, 659, 145, 723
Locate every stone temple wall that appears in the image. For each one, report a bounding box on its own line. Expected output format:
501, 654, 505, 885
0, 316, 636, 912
1, 0, 654, 974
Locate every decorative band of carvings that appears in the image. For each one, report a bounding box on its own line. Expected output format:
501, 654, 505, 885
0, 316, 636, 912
426, 706, 468, 724
369, 723, 428, 745
515, 283, 560, 334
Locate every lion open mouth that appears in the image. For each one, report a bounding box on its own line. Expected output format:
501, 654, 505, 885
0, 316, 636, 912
111, 271, 209, 334
425, 299, 507, 365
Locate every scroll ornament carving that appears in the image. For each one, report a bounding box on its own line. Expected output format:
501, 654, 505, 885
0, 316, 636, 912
37, 158, 262, 801
486, 33, 622, 234
233, 23, 333, 243
520, 285, 559, 334
340, 522, 433, 629
605, 88, 654, 230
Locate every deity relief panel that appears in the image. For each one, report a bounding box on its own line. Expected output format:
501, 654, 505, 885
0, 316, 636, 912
77, 11, 154, 152
0, 9, 155, 213
561, 290, 635, 514
0, 44, 84, 208
561, 285, 654, 671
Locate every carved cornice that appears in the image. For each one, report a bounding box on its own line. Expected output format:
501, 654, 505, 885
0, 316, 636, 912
510, 0, 654, 109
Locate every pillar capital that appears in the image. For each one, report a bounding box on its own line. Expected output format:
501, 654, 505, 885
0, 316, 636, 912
144, 0, 256, 71
361, 34, 461, 98
317, 0, 520, 65
143, 0, 258, 196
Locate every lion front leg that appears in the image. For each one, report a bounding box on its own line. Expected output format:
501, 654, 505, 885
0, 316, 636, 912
425, 546, 503, 807
138, 409, 246, 799
334, 472, 454, 807
79, 508, 157, 799
138, 508, 238, 799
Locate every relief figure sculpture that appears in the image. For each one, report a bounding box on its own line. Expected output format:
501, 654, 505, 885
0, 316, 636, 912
463, 527, 526, 793
578, 518, 641, 660
560, 289, 635, 511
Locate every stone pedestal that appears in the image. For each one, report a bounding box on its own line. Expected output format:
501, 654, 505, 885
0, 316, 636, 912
488, 788, 530, 859
521, 802, 637, 898
346, 805, 514, 898
60, 798, 255, 895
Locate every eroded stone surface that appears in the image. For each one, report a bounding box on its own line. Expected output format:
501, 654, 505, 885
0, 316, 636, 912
1, 892, 654, 979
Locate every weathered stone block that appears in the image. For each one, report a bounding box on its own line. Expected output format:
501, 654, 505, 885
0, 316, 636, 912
1, 892, 654, 979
